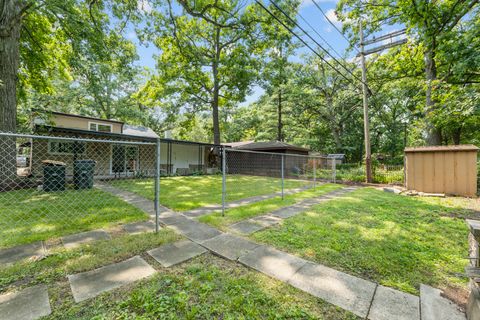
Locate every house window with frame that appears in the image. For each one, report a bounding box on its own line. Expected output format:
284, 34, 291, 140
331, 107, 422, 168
89, 122, 112, 133
48, 141, 86, 155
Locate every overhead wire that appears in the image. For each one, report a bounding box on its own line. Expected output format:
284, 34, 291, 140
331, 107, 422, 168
266, 0, 370, 90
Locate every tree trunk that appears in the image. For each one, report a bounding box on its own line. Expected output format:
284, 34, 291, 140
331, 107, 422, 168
277, 89, 282, 141
452, 127, 461, 145
424, 41, 442, 145
0, 0, 24, 184
211, 27, 221, 145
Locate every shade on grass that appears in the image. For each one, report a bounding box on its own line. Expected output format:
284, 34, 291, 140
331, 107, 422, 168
111, 175, 310, 211
252, 188, 469, 295
47, 255, 359, 320
0, 188, 148, 248
199, 183, 343, 230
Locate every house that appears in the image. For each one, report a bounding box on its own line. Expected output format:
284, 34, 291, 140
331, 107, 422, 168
222, 141, 310, 177
29, 110, 221, 178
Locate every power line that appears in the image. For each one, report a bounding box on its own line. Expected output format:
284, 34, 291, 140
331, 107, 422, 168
310, 0, 360, 54
267, 0, 369, 89
296, 12, 344, 59
254, 0, 356, 86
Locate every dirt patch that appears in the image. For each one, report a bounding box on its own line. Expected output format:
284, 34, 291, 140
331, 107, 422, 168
442, 285, 469, 309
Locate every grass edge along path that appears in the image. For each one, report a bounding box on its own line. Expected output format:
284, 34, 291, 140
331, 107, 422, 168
199, 183, 343, 230
252, 187, 470, 297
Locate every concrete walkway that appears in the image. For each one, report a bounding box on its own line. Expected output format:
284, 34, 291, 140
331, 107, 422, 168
1, 184, 466, 319
230, 187, 357, 235
182, 185, 314, 218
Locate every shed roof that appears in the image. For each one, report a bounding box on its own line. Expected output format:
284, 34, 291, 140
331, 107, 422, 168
224, 140, 309, 152
405, 145, 479, 153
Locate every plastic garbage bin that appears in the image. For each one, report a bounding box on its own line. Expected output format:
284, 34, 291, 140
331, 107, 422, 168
42, 160, 66, 191
74, 160, 96, 189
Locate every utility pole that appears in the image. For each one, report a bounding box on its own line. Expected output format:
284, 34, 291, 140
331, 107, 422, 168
359, 20, 372, 183
358, 22, 407, 183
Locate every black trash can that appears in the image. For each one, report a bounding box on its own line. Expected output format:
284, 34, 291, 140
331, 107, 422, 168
74, 160, 96, 189
42, 160, 66, 192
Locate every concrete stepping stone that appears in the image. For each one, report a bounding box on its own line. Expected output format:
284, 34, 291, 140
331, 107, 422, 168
420, 284, 465, 320
0, 242, 46, 265
0, 285, 51, 320
183, 205, 221, 218
68, 255, 155, 302
271, 205, 306, 219
288, 262, 377, 318
201, 234, 259, 261
229, 220, 265, 235
238, 245, 307, 282
368, 285, 419, 320
62, 230, 110, 249
167, 219, 222, 242
251, 215, 282, 227
131, 199, 155, 214
147, 240, 207, 267
123, 221, 157, 235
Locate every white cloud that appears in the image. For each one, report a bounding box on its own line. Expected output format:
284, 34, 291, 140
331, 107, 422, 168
137, 0, 152, 13
325, 9, 341, 26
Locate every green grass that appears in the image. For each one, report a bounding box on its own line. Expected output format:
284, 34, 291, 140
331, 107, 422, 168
44, 255, 359, 319
111, 175, 309, 211
199, 183, 343, 230
0, 188, 148, 248
252, 188, 470, 295
0, 230, 179, 292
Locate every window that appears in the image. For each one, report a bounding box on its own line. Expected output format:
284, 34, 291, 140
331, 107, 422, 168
48, 141, 86, 155
88, 122, 112, 133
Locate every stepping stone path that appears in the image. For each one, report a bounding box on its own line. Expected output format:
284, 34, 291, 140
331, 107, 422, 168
87, 184, 466, 320
147, 240, 207, 267
62, 229, 110, 249
123, 221, 157, 235
230, 186, 358, 235
289, 262, 377, 318
420, 284, 466, 320
0, 241, 46, 265
368, 285, 420, 320
239, 245, 308, 282
68, 256, 156, 302
0, 285, 51, 320
201, 233, 259, 261
182, 185, 314, 218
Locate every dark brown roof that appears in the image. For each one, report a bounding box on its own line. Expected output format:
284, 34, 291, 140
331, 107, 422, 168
225, 141, 310, 152
405, 145, 479, 153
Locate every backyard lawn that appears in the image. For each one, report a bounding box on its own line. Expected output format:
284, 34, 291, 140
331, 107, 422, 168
252, 188, 470, 299
199, 183, 343, 230
0, 231, 357, 320
0, 188, 148, 248
111, 174, 310, 211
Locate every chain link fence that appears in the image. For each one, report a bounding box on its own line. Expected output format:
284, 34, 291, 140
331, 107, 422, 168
1, 131, 406, 250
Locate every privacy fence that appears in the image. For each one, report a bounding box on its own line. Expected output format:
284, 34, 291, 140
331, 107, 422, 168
0, 132, 403, 249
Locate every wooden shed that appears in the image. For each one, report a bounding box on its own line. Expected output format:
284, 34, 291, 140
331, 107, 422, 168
405, 145, 478, 197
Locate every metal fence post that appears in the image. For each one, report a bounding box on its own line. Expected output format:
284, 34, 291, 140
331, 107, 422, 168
154, 138, 160, 233
313, 158, 316, 189
222, 147, 226, 217
281, 154, 285, 200
332, 158, 337, 184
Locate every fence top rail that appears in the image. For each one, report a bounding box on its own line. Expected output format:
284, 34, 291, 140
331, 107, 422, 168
0, 132, 157, 146
225, 147, 330, 159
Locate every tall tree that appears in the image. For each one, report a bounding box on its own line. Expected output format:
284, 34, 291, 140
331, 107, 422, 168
338, 0, 480, 145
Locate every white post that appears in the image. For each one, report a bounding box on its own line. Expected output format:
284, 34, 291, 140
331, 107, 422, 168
222, 147, 226, 216
154, 138, 160, 233
281, 154, 285, 200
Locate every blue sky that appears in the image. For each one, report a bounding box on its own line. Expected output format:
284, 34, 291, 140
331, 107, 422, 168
128, 0, 402, 105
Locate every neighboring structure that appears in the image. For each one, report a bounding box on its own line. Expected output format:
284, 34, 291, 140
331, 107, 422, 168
223, 141, 310, 177
327, 154, 345, 165
405, 145, 478, 197
27, 110, 220, 178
